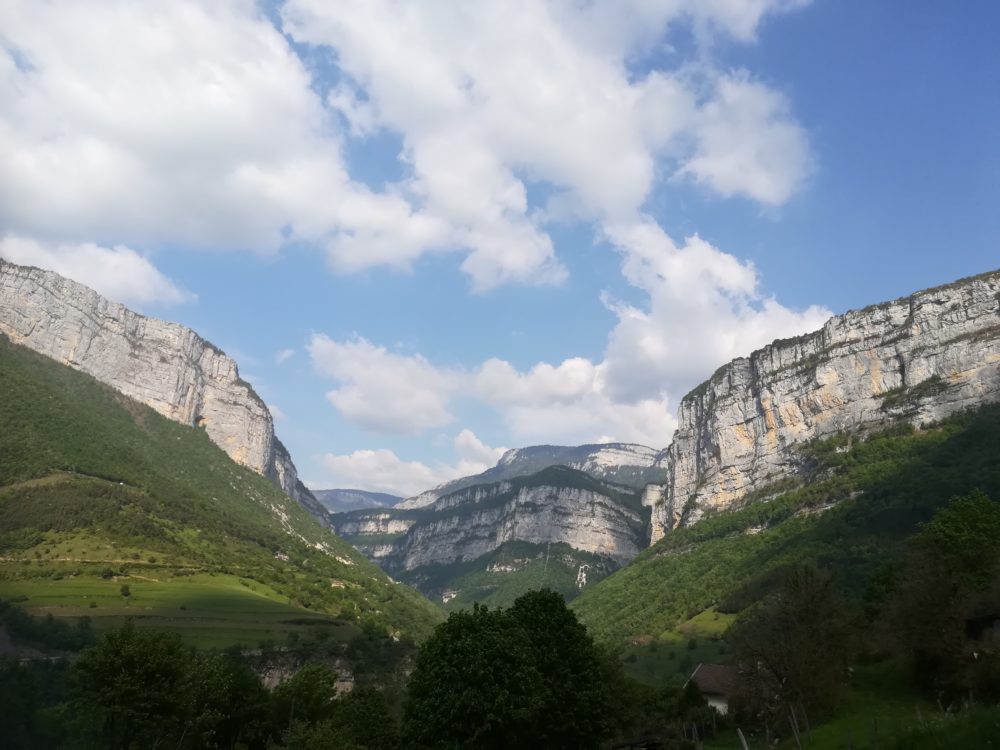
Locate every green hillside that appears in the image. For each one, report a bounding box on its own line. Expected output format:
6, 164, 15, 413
572, 404, 1000, 645
399, 540, 622, 611
0, 334, 442, 646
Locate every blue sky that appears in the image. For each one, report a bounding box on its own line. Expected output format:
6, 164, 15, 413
1, 1, 997, 495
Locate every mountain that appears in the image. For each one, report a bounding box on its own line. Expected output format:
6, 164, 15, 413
572, 403, 1000, 645
313, 489, 401, 513
0, 259, 324, 523
333, 466, 649, 608
570, 268, 1000, 645
642, 268, 1000, 542
0, 334, 442, 644
396, 442, 664, 509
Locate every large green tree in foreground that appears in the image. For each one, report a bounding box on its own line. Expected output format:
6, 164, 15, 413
402, 589, 609, 749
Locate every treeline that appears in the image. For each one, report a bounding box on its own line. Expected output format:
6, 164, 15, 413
1, 591, 725, 750
2, 621, 400, 750
725, 490, 1000, 745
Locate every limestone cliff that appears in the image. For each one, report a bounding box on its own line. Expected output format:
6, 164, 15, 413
0, 259, 326, 523
388, 467, 648, 573
645, 269, 1000, 542
397, 442, 664, 509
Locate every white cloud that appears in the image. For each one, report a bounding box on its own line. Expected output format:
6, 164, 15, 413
307, 334, 462, 434
281, 0, 812, 284
1, 1, 813, 291
475, 357, 676, 447
308, 220, 831, 450
454, 428, 507, 468
319, 429, 505, 496
678, 71, 811, 205
268, 403, 287, 423
600, 218, 832, 400
275, 348, 295, 365
320, 449, 442, 497
0, 235, 189, 308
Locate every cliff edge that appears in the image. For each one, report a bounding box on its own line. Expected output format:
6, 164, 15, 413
0, 259, 326, 523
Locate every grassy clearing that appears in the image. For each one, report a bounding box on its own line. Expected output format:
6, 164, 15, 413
703, 662, 942, 749
0, 335, 443, 643
619, 607, 734, 687
0, 572, 361, 648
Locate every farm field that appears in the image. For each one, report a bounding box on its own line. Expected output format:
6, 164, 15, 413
0, 571, 357, 648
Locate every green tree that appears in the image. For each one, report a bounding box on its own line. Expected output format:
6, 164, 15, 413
67, 620, 192, 749
271, 663, 338, 731
890, 490, 1000, 695
403, 589, 609, 749
273, 686, 398, 750
0, 657, 42, 749
185, 651, 272, 749
729, 566, 854, 724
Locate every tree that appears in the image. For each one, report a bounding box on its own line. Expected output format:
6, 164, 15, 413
67, 620, 192, 749
890, 490, 1000, 696
273, 686, 399, 750
403, 589, 609, 749
271, 663, 338, 731
185, 651, 272, 749
729, 566, 854, 725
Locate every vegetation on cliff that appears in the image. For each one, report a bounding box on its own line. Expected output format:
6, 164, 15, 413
0, 335, 442, 645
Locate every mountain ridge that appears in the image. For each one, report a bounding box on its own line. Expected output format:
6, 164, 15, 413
0, 259, 325, 523
644, 266, 1000, 541
396, 442, 664, 509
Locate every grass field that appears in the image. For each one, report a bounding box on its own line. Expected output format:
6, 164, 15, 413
703, 662, 944, 749
0, 572, 360, 648
619, 608, 736, 687
0, 334, 444, 644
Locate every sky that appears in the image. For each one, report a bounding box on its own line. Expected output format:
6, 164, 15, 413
1, 1, 997, 497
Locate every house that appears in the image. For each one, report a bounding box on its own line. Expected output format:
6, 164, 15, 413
686, 663, 737, 716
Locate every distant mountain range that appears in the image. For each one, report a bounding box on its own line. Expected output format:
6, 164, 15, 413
313, 489, 402, 513
396, 443, 666, 509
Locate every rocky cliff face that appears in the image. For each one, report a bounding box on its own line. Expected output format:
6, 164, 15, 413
397, 442, 664, 509
388, 468, 648, 573
0, 259, 326, 522
645, 270, 1000, 542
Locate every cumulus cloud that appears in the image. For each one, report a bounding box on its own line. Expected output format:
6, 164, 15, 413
599, 219, 831, 400
307, 334, 462, 434
1, 1, 813, 290
319, 428, 506, 496
308, 220, 831, 449
0, 235, 189, 308
275, 348, 295, 365
678, 71, 811, 205
280, 0, 812, 284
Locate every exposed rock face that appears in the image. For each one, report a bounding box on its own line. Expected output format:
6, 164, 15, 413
330, 510, 417, 561
646, 270, 1000, 542
0, 259, 326, 522
397, 442, 664, 509
388, 468, 649, 573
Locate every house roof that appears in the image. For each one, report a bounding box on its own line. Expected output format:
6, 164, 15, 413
687, 663, 737, 698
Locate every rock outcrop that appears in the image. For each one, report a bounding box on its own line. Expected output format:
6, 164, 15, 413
397, 442, 664, 509
645, 269, 1000, 542
0, 259, 326, 522
388, 467, 648, 572
330, 510, 417, 561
